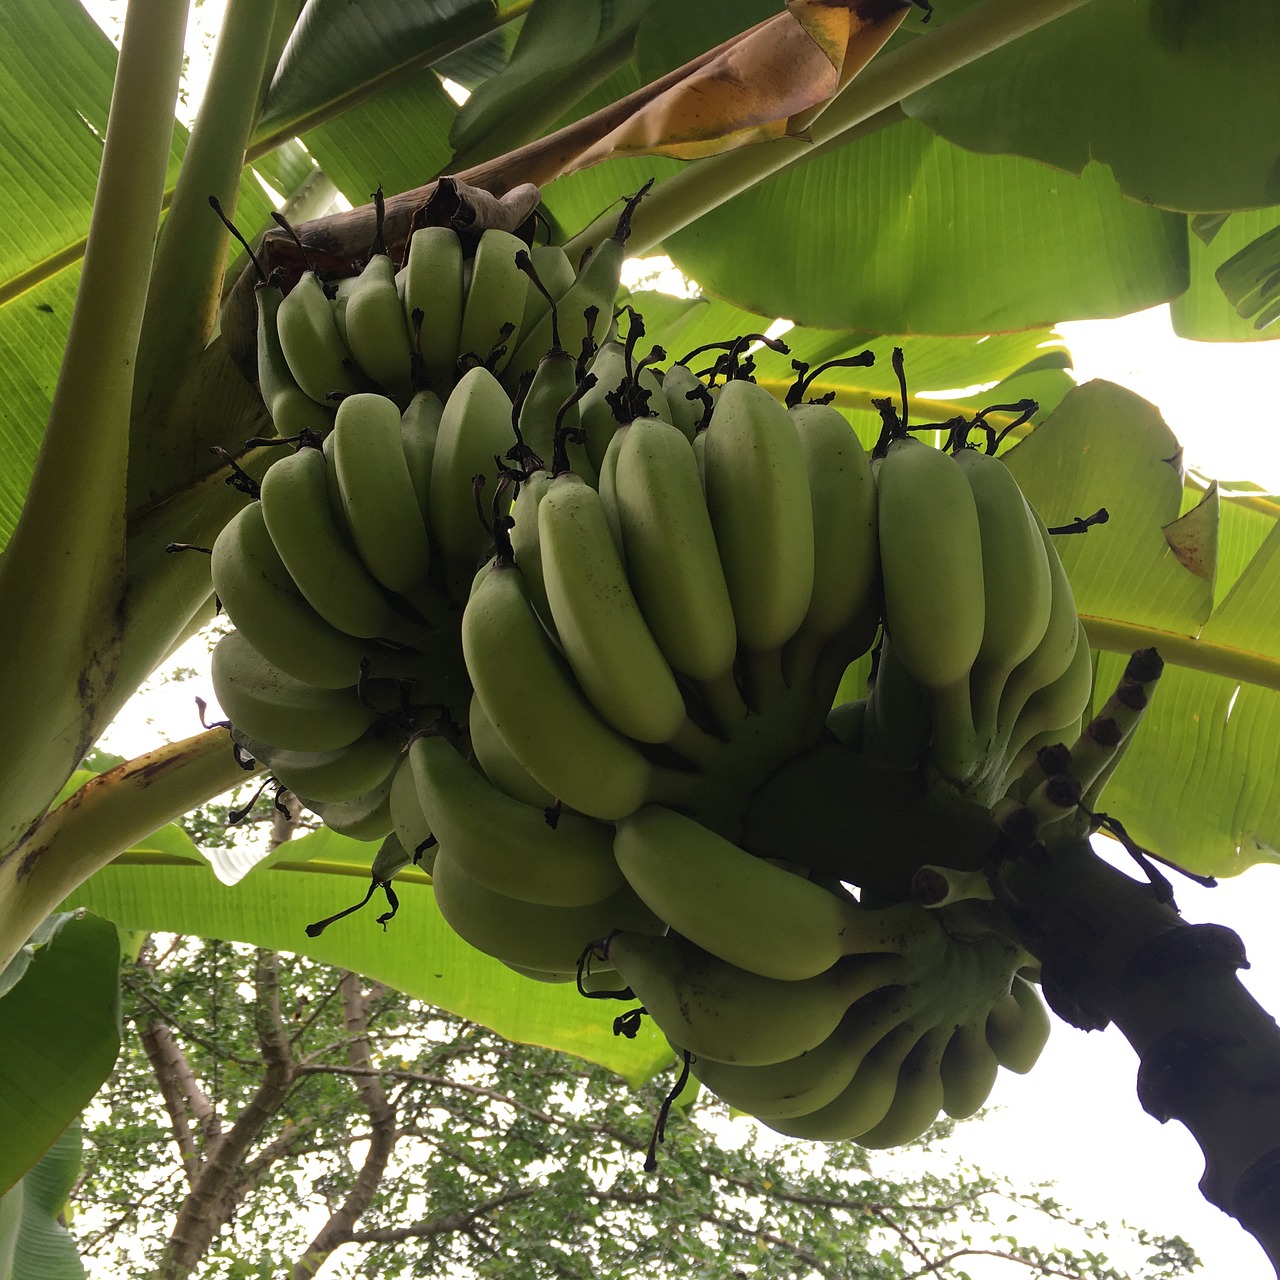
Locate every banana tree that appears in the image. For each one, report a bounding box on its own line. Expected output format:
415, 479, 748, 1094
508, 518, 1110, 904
2, 0, 1280, 1266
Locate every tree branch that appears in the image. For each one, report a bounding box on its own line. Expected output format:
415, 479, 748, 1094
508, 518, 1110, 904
290, 973, 398, 1279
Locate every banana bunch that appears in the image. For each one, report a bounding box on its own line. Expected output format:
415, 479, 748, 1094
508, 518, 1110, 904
253, 191, 643, 434
462, 369, 884, 829
866, 430, 1091, 807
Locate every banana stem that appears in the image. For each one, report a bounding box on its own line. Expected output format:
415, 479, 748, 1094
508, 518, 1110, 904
0, 729, 257, 971
0, 0, 188, 857
130, 0, 281, 499
564, 0, 1095, 261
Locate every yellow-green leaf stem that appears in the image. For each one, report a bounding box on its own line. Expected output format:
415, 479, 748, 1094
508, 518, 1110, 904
1083, 616, 1280, 694
0, 729, 254, 972
564, 0, 1095, 262
0, 0, 188, 857
130, 0, 283, 503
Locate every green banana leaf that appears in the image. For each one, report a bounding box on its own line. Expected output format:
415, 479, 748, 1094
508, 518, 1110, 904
0, 913, 120, 1195
0, 1123, 86, 1280
901, 0, 1280, 215
1004, 379, 1280, 876
1172, 208, 1280, 341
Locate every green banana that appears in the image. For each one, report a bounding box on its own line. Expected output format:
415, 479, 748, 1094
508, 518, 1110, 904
1002, 619, 1093, 766
939, 1019, 1001, 1120
864, 633, 933, 772
516, 343, 595, 480
613, 806, 946, 982
275, 270, 361, 404
427, 365, 515, 594
402, 226, 465, 397
458, 228, 529, 374
506, 468, 558, 636
875, 436, 986, 788
258, 443, 427, 643
210, 628, 375, 752
430, 845, 664, 974
538, 471, 688, 744
953, 446, 1053, 744
661, 361, 710, 440
331, 392, 434, 603
210, 501, 372, 690
408, 733, 623, 907
702, 379, 815, 653
388, 752, 437, 872
610, 415, 738, 685
239, 721, 408, 804
255, 282, 334, 436
342, 252, 414, 404
516, 243, 577, 342
307, 762, 397, 841
461, 556, 662, 820
399, 389, 444, 520
605, 930, 909, 1067
985, 974, 1051, 1073
468, 691, 554, 808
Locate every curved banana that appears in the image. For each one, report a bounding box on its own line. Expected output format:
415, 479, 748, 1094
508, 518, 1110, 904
468, 691, 554, 808
402, 226, 465, 396
578, 341, 671, 473
430, 845, 663, 974
342, 252, 414, 404
538, 472, 688, 744
400, 388, 444, 521
240, 721, 408, 804
875, 436, 986, 788
953, 446, 1053, 744
458, 228, 529, 373
613, 806, 946, 981
461, 556, 660, 820
255, 282, 334, 436
307, 762, 398, 841
985, 973, 1052, 1074
864, 633, 933, 772
516, 243, 577, 343
787, 401, 879, 652
388, 752, 437, 872
427, 365, 515, 593
605, 929, 909, 1067
258, 443, 426, 643
209, 501, 372, 690
661, 361, 710, 440
506, 468, 558, 636
702, 379, 815, 653
408, 733, 623, 907
275, 270, 361, 404
1002, 618, 1093, 765
210, 628, 375, 752
331, 392, 434, 602
516, 344, 595, 480
610, 416, 737, 684
938, 1019, 1001, 1120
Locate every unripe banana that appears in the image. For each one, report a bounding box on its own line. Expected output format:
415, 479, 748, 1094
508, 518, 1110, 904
241, 721, 407, 804
409, 734, 623, 907
1002, 619, 1093, 765
661, 361, 710, 440
255, 282, 335, 436
275, 270, 361, 403
952, 446, 1053, 743
210, 501, 372, 689
458, 228, 529, 373
468, 691, 554, 807
428, 365, 515, 593
605, 930, 909, 1067
864, 633, 933, 772
388, 752, 437, 872
211, 628, 375, 752
516, 243, 577, 341
875, 436, 986, 787
331, 393, 433, 601
506, 468, 558, 636
307, 762, 397, 841
538, 472, 688, 744
400, 389, 444, 520
461, 556, 659, 820
430, 845, 664, 974
854, 1023, 951, 1148
985, 974, 1051, 1073
342, 252, 414, 404
787, 401, 879, 651
578, 341, 671, 473
702, 379, 815, 653
611, 416, 737, 683
939, 1019, 1001, 1119
258, 444, 427, 643
402, 226, 465, 396
613, 806, 946, 981
516, 345, 595, 480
